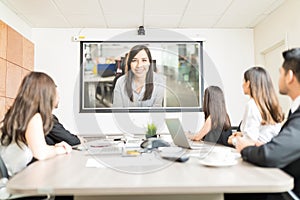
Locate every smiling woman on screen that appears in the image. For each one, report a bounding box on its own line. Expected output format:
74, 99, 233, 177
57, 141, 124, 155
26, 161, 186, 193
112, 45, 165, 107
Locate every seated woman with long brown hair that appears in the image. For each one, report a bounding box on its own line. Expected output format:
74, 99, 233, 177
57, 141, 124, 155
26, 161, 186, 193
187, 86, 232, 146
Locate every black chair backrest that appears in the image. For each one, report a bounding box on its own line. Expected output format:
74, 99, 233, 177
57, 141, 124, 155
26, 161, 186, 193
283, 158, 300, 198
0, 156, 9, 179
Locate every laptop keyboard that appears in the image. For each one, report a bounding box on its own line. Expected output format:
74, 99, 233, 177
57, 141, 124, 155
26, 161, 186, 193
189, 141, 204, 147
87, 146, 123, 155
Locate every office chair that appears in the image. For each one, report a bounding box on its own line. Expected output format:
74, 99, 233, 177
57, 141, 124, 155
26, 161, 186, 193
282, 191, 300, 200
282, 158, 300, 200
0, 155, 54, 200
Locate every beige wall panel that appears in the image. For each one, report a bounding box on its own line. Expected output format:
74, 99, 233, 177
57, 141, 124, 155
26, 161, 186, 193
0, 58, 6, 96
21, 68, 30, 80
23, 37, 34, 70
0, 97, 5, 121
0, 20, 7, 59
5, 97, 14, 113
7, 26, 23, 66
0, 21, 34, 121
6, 62, 22, 98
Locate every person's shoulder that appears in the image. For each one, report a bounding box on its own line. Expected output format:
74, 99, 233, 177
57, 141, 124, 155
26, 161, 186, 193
290, 107, 300, 119
247, 98, 256, 105
118, 74, 126, 81
206, 115, 212, 121
294, 106, 300, 114
27, 113, 43, 128
113, 75, 126, 91
246, 98, 259, 109
31, 113, 42, 122
247, 98, 262, 117
116, 74, 126, 84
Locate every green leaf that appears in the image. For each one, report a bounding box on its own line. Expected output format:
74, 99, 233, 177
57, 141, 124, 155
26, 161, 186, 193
146, 123, 157, 136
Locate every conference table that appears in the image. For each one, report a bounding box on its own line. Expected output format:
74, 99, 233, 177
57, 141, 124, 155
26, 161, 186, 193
6, 139, 293, 200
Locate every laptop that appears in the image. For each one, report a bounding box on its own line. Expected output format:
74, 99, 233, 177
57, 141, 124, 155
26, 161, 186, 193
165, 118, 205, 149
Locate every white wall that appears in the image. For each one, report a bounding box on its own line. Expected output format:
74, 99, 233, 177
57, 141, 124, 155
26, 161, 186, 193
32, 28, 254, 135
254, 0, 300, 116
0, 0, 254, 136
0, 1, 32, 39
254, 0, 300, 64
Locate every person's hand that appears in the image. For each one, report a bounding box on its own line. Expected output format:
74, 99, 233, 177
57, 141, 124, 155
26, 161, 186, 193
235, 136, 255, 153
78, 136, 87, 144
255, 141, 264, 147
185, 131, 195, 140
234, 132, 243, 137
55, 141, 72, 154
228, 134, 235, 145
228, 132, 243, 145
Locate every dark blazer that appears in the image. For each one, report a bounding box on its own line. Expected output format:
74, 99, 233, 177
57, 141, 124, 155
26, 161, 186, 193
45, 115, 81, 146
241, 106, 300, 197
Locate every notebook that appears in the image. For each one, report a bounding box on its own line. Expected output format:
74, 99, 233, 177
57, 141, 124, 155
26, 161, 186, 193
165, 118, 204, 149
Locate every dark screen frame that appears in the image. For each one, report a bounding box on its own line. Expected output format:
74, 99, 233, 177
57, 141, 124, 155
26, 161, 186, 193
79, 41, 204, 113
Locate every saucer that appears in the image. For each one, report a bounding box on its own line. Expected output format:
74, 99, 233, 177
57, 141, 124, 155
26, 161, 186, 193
199, 158, 238, 167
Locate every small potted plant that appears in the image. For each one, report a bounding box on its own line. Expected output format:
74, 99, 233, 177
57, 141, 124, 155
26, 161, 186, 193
146, 123, 157, 138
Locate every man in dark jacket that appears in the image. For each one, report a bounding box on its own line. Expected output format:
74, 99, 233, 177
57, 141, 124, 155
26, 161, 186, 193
46, 114, 83, 146
46, 88, 84, 146
234, 48, 300, 199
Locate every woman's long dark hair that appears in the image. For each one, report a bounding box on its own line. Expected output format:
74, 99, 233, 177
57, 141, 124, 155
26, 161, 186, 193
244, 67, 284, 125
125, 45, 154, 102
0, 72, 56, 147
203, 86, 231, 131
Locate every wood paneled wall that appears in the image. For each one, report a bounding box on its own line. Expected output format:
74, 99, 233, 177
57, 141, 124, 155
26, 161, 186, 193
0, 20, 34, 121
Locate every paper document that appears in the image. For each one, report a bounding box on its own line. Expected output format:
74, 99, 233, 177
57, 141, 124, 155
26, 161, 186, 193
86, 158, 106, 168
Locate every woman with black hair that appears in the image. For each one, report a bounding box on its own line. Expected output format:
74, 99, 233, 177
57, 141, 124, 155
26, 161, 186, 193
187, 86, 232, 146
112, 45, 165, 107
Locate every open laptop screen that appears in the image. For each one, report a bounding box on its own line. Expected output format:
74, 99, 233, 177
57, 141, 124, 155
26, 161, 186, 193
165, 118, 192, 149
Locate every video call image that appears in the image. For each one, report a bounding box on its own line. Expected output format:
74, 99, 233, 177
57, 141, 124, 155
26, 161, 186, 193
80, 41, 203, 112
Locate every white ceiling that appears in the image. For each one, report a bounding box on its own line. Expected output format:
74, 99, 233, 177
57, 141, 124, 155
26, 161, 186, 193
0, 0, 285, 29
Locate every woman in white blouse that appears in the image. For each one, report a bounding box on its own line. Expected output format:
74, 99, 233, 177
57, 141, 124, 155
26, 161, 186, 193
229, 67, 284, 145
0, 72, 72, 176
